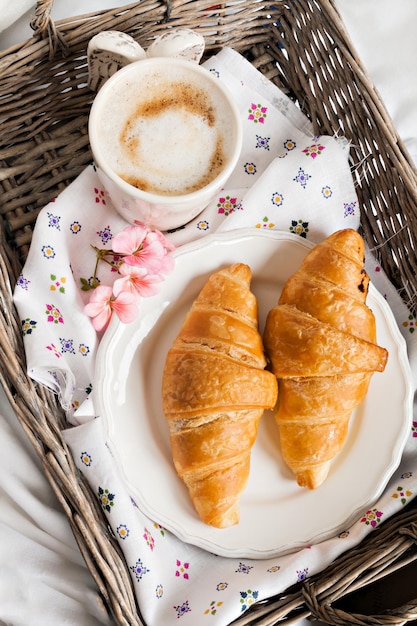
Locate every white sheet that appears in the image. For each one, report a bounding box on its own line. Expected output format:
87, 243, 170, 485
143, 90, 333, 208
0, 2, 416, 624
335, 0, 417, 166
0, 382, 114, 625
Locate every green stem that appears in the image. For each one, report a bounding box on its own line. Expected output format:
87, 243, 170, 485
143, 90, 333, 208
89, 245, 122, 288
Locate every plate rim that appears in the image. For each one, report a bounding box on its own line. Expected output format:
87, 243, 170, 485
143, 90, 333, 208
95, 228, 414, 558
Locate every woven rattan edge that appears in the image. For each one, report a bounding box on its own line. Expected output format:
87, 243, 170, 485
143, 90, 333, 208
0, 227, 143, 624
236, 497, 417, 625
2, 1, 417, 625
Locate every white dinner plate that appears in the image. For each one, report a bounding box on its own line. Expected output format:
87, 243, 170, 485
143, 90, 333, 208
95, 229, 413, 559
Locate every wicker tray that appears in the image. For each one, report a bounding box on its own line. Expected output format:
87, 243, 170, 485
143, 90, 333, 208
1, 1, 417, 624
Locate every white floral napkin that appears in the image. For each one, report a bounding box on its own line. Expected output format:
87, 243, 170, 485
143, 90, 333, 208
13, 47, 417, 626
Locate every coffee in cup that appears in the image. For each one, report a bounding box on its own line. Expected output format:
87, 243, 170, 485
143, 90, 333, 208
88, 56, 242, 230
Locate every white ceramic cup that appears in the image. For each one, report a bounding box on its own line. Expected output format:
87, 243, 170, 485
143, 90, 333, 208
88, 55, 242, 231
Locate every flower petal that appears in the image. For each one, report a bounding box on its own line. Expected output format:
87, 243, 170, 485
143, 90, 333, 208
115, 266, 163, 298
90, 307, 112, 332
147, 229, 176, 253
124, 238, 166, 273
112, 224, 148, 255
83, 285, 112, 316
83, 285, 114, 331
111, 290, 139, 324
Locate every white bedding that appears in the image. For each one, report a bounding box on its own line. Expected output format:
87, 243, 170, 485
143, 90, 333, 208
0, 2, 416, 624
335, 0, 417, 166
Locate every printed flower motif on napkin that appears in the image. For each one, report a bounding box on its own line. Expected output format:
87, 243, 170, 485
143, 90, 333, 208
248, 102, 268, 124
215, 133, 359, 241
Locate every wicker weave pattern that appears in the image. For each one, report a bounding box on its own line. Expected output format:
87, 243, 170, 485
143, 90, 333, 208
1, 1, 417, 624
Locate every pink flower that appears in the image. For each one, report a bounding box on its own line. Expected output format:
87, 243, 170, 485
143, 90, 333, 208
84, 284, 139, 332
112, 223, 148, 256
143, 232, 175, 274
124, 236, 168, 273
113, 264, 163, 298
82, 222, 175, 331
149, 227, 176, 253
112, 223, 174, 274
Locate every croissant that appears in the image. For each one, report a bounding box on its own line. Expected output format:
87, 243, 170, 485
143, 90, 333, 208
263, 229, 388, 489
162, 263, 278, 528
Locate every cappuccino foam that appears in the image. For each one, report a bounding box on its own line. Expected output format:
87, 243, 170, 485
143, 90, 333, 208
97, 67, 234, 196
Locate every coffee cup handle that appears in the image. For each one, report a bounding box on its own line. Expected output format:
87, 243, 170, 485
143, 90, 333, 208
87, 31, 147, 91
87, 28, 205, 92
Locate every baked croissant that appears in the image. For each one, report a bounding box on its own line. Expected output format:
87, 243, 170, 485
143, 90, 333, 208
263, 229, 388, 489
162, 263, 278, 528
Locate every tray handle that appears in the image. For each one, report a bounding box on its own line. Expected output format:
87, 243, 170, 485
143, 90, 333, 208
30, 0, 68, 58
